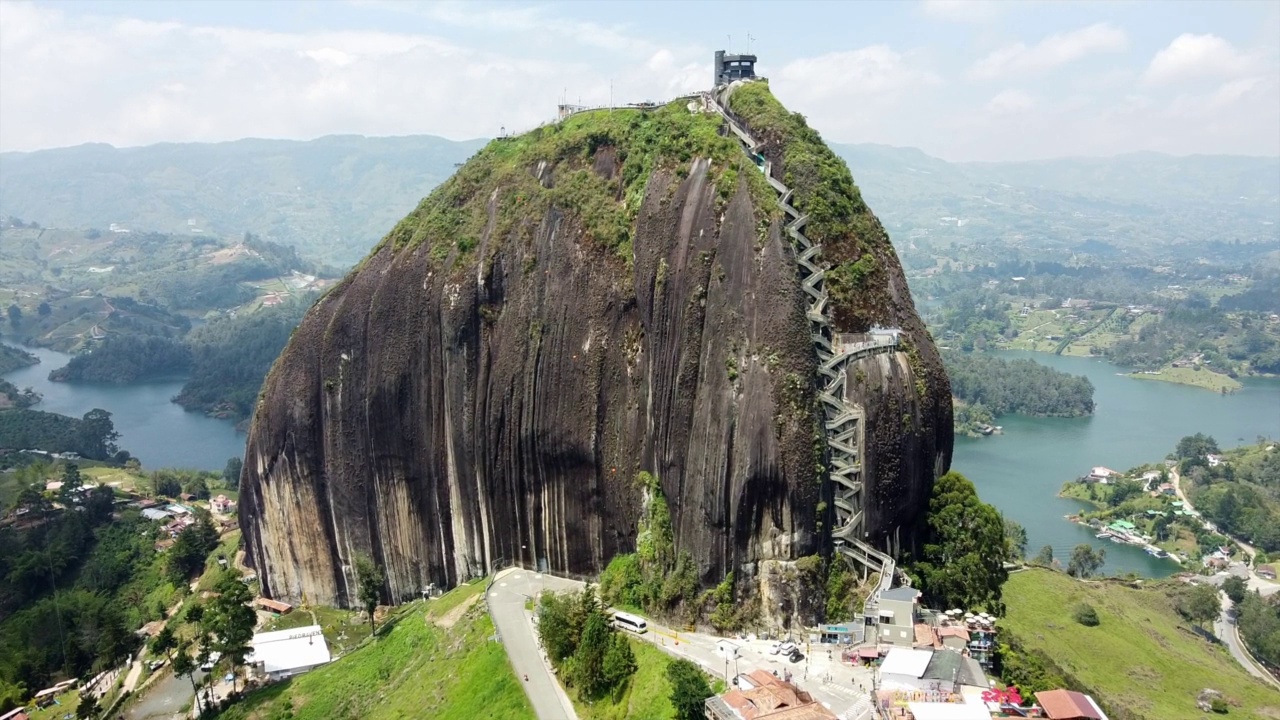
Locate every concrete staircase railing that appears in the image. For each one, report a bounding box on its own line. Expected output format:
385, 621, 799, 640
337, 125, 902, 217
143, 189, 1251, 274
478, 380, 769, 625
702, 85, 904, 611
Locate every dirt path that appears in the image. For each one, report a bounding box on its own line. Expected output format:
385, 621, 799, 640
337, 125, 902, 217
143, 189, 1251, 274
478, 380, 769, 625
122, 660, 144, 693
434, 593, 481, 629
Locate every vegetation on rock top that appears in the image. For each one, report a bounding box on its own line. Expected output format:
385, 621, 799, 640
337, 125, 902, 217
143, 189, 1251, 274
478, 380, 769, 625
726, 80, 893, 331
379, 100, 775, 268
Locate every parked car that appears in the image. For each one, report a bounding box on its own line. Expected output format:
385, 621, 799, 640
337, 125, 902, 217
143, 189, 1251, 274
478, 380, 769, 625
788, 649, 804, 663
778, 641, 797, 656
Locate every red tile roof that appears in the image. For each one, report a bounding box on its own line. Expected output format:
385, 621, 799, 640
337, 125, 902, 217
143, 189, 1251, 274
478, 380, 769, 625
719, 671, 837, 719
1036, 689, 1104, 719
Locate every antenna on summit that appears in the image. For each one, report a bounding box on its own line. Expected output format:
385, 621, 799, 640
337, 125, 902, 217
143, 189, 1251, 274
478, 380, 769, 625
747, 33, 755, 54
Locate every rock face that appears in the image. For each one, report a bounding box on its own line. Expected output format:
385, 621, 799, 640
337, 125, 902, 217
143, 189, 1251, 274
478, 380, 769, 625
240, 90, 951, 607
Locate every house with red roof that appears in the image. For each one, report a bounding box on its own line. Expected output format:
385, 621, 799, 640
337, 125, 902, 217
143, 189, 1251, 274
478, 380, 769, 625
1035, 689, 1109, 720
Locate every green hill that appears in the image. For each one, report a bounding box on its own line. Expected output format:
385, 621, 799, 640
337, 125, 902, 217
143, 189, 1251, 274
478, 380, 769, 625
213, 581, 533, 720
1001, 568, 1280, 720
4, 132, 1272, 268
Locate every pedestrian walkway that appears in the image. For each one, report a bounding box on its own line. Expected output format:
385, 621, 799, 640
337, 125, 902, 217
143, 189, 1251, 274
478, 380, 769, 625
702, 83, 903, 610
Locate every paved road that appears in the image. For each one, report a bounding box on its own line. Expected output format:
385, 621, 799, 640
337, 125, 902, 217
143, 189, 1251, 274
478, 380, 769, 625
1215, 595, 1280, 691
487, 568, 579, 720
126, 668, 206, 720
1171, 468, 1260, 563
489, 569, 873, 720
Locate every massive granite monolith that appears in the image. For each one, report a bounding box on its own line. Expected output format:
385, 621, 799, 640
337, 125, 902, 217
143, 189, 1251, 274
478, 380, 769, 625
240, 84, 952, 607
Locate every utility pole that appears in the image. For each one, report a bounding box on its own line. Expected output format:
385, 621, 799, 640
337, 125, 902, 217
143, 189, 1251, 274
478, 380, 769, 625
747, 33, 755, 54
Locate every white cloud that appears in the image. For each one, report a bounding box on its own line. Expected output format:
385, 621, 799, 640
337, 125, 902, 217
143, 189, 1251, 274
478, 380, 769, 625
969, 23, 1128, 80
0, 2, 702, 152
985, 89, 1035, 114
918, 0, 1002, 23
0, 2, 1276, 162
1143, 33, 1259, 85
774, 46, 938, 100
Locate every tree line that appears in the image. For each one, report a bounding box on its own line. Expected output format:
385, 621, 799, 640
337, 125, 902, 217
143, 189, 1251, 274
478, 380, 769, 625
0, 462, 228, 712
0, 407, 124, 460
943, 351, 1095, 418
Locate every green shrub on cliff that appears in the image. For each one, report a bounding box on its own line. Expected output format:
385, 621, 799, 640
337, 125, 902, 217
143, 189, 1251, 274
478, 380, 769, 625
600, 472, 711, 623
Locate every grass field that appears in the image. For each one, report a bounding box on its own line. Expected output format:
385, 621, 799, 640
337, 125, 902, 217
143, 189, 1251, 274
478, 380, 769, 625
213, 580, 534, 720
572, 639, 677, 720
1128, 366, 1242, 393
1003, 569, 1280, 719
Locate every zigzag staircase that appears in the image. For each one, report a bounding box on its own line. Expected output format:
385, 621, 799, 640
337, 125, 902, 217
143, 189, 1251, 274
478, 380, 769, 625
703, 84, 905, 613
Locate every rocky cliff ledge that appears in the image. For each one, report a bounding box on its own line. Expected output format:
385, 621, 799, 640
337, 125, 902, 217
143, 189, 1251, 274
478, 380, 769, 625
240, 85, 952, 607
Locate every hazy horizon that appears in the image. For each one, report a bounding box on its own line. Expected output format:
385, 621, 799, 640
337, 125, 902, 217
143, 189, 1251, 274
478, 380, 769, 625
2, 0, 1278, 162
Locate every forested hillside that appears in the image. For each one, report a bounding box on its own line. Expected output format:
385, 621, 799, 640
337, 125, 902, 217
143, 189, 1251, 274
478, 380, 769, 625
174, 297, 315, 420
943, 351, 1094, 425
1178, 436, 1280, 553
0, 344, 37, 375
49, 336, 192, 384
0, 135, 486, 266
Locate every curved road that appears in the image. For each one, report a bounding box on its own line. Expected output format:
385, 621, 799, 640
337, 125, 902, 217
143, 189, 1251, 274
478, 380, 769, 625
487, 568, 579, 720
1215, 595, 1280, 691
1172, 469, 1280, 688
487, 568, 873, 720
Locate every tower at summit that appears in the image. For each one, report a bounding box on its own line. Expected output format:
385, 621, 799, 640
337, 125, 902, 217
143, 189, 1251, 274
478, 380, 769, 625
713, 50, 757, 87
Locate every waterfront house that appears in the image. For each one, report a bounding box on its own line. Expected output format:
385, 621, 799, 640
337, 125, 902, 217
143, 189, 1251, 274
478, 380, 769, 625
1084, 467, 1119, 484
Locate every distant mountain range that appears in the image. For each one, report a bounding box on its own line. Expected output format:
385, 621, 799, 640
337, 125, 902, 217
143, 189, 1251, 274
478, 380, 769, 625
834, 144, 1280, 258
2, 132, 1276, 267
0, 135, 485, 266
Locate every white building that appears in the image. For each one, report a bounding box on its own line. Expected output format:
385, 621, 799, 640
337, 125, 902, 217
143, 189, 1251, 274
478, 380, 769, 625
878, 647, 936, 691
246, 625, 331, 681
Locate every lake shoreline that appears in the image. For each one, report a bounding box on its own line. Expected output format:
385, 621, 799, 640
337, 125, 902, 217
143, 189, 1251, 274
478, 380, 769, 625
1, 342, 246, 472
953, 350, 1280, 578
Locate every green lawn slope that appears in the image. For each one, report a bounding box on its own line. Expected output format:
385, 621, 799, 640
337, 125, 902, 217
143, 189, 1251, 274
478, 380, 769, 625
213, 580, 533, 720
1002, 569, 1280, 719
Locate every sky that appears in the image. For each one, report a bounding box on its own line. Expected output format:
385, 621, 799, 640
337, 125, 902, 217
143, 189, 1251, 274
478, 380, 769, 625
1, 0, 1278, 161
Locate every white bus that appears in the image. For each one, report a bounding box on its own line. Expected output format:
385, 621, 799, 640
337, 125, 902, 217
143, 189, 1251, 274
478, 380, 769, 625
612, 611, 648, 634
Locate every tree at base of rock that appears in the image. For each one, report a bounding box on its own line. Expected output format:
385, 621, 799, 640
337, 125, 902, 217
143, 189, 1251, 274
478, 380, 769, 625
571, 612, 612, 698
204, 571, 256, 693
910, 471, 1011, 615
667, 658, 713, 720
355, 554, 385, 635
